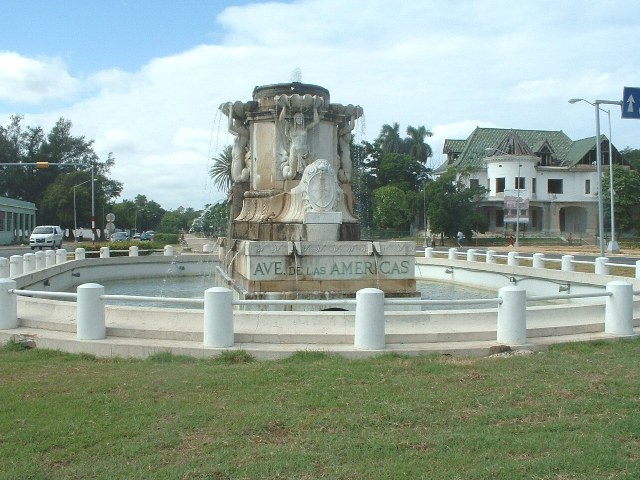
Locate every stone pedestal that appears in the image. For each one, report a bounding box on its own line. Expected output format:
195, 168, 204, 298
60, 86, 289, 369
220, 240, 417, 302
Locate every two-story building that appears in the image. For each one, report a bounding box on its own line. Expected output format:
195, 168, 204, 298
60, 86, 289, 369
439, 127, 625, 236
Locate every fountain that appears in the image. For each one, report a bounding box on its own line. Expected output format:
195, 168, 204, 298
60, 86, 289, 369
218, 82, 418, 302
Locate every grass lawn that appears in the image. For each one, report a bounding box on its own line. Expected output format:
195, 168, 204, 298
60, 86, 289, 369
1, 340, 639, 479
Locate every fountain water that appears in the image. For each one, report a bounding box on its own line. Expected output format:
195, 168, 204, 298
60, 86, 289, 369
217, 82, 418, 302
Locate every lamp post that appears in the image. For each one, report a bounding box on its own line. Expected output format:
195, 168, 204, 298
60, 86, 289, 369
72, 179, 92, 242
569, 98, 622, 256
485, 148, 523, 247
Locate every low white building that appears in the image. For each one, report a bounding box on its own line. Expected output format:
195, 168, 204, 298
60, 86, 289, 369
439, 128, 625, 236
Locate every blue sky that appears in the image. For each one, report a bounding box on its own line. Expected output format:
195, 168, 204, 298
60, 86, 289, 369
1, 0, 639, 210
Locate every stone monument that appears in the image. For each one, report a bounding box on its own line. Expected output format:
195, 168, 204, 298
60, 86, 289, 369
218, 82, 417, 303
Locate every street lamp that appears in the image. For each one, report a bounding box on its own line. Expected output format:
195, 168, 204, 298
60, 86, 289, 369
569, 98, 622, 256
485, 147, 523, 247
72, 179, 92, 241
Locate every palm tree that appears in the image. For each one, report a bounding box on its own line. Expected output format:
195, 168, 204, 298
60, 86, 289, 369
209, 145, 232, 193
405, 125, 433, 164
379, 123, 403, 154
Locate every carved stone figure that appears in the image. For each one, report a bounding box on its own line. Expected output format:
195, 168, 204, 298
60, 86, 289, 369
225, 103, 250, 183
277, 97, 322, 180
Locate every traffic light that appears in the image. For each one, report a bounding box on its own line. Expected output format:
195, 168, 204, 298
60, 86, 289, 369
35, 162, 49, 169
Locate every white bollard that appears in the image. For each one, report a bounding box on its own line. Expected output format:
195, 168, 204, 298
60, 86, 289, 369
636, 260, 640, 279
595, 257, 609, 275
0, 258, 9, 279
56, 249, 67, 264
448, 248, 458, 260
424, 247, 434, 258
486, 250, 497, 264
76, 283, 106, 340
129, 246, 139, 257
561, 255, 575, 272
203, 244, 212, 253
46, 249, 56, 266
9, 255, 23, 278
23, 253, 36, 273
164, 245, 174, 256
507, 251, 519, 266
0, 278, 17, 329
203, 287, 234, 348
532, 253, 545, 269
74, 248, 86, 261
35, 251, 46, 270
497, 286, 527, 345
604, 281, 634, 336
100, 247, 110, 258
466, 248, 477, 262
354, 288, 385, 350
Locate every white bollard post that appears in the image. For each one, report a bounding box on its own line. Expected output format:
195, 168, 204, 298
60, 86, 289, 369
636, 260, 640, 279
100, 247, 110, 258
466, 248, 477, 262
595, 257, 609, 275
76, 283, 106, 340
354, 288, 385, 350
424, 247, 434, 258
74, 248, 86, 261
532, 253, 545, 269
203, 287, 234, 348
35, 251, 46, 270
9, 255, 23, 278
23, 253, 36, 273
507, 251, 519, 266
561, 255, 575, 272
129, 245, 139, 257
56, 249, 67, 264
164, 245, 174, 256
604, 281, 635, 336
0, 258, 9, 279
46, 249, 56, 266
448, 248, 457, 260
497, 286, 527, 345
203, 244, 212, 253
0, 278, 17, 329
486, 250, 497, 264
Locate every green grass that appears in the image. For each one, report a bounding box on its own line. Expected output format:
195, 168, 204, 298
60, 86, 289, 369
2, 341, 640, 479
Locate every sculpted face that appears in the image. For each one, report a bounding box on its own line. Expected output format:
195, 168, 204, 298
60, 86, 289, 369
294, 112, 303, 124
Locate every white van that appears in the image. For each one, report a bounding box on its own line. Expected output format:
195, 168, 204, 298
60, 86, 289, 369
29, 225, 64, 250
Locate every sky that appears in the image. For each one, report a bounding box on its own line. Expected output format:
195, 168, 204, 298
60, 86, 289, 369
1, 0, 639, 211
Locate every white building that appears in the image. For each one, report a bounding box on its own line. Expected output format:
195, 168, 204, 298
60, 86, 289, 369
439, 128, 625, 236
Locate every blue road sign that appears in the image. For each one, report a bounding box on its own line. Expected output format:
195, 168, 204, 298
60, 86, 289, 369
622, 87, 640, 119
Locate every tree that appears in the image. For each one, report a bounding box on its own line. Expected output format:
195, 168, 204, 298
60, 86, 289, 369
378, 123, 403, 154
0, 115, 121, 226
372, 185, 411, 229
620, 147, 640, 170
424, 170, 487, 238
602, 164, 640, 233
209, 145, 232, 193
189, 201, 229, 236
404, 125, 433, 164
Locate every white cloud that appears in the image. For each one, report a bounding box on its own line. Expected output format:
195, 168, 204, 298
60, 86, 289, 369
0, 51, 79, 104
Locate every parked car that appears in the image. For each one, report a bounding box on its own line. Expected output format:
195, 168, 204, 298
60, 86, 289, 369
30, 225, 64, 250
140, 230, 154, 241
132, 232, 141, 239
110, 231, 130, 242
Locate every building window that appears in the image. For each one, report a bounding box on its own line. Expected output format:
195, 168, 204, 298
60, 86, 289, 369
515, 177, 525, 189
585, 179, 591, 194
548, 179, 563, 194
532, 178, 536, 194
470, 178, 480, 189
496, 209, 504, 227
496, 177, 505, 193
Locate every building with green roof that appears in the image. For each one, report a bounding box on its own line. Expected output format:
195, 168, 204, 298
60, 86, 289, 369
439, 127, 625, 238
